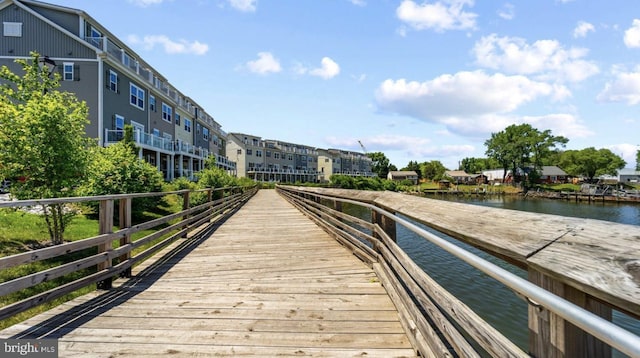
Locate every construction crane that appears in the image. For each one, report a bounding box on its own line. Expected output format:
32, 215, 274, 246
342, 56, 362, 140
358, 140, 367, 154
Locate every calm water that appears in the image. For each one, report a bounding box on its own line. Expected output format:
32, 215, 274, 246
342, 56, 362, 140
344, 196, 640, 355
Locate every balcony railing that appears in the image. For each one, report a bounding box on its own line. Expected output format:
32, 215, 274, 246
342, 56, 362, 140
248, 168, 320, 175
104, 130, 230, 165
175, 141, 208, 158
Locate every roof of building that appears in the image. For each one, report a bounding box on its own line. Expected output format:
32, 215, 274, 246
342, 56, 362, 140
619, 168, 640, 176
388, 171, 419, 177
445, 170, 471, 177
541, 166, 568, 176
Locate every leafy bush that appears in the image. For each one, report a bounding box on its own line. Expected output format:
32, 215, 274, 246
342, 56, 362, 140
78, 142, 164, 215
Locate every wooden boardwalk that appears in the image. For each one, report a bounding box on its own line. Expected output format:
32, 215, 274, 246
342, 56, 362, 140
1, 190, 416, 357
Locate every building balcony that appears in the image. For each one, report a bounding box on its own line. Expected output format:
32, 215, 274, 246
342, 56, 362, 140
175, 141, 209, 158
248, 168, 320, 175
104, 129, 217, 161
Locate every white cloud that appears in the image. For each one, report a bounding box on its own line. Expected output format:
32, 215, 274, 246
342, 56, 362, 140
497, 3, 514, 20
127, 35, 208, 55
573, 21, 595, 38
607, 143, 638, 167
597, 66, 640, 105
311, 57, 340, 79
520, 114, 593, 138
297, 57, 341, 79
396, 0, 477, 33
246, 52, 282, 75
624, 19, 640, 48
127, 0, 164, 7
228, 0, 257, 12
473, 34, 599, 82
349, 0, 366, 6
373, 71, 594, 139
351, 74, 367, 82
375, 71, 567, 120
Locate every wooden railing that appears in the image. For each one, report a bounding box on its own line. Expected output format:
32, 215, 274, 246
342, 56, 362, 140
277, 185, 640, 358
0, 185, 257, 321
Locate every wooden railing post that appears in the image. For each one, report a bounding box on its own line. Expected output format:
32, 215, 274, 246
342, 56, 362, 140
334, 200, 342, 213
372, 207, 396, 242
97, 199, 114, 289
118, 197, 132, 278
528, 269, 612, 358
182, 191, 190, 238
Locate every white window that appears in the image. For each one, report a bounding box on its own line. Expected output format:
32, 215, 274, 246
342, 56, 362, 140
184, 119, 192, 133
130, 83, 144, 110
196, 123, 201, 134
162, 103, 172, 122
175, 113, 181, 126
153, 128, 160, 137
89, 26, 102, 48
256, 150, 263, 157
203, 128, 209, 140
274, 152, 280, 159
109, 70, 118, 92
247, 149, 252, 155
63, 62, 74, 81
115, 114, 124, 130
3, 22, 22, 37
149, 95, 156, 111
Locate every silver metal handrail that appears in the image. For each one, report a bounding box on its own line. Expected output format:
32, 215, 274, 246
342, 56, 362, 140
287, 188, 640, 357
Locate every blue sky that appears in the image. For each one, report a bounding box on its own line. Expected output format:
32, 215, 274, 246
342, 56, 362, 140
46, 0, 639, 169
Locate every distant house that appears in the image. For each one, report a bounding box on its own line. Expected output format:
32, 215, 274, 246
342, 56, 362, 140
387, 171, 419, 185
444, 170, 472, 184
470, 174, 488, 185
618, 168, 640, 183
538, 166, 568, 184
482, 169, 511, 184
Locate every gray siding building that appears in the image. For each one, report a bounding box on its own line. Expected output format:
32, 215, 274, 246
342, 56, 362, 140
0, 0, 235, 180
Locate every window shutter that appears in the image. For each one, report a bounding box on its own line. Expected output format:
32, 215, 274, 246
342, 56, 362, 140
74, 65, 80, 81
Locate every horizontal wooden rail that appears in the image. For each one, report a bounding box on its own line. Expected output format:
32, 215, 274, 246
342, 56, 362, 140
277, 185, 640, 358
0, 185, 257, 321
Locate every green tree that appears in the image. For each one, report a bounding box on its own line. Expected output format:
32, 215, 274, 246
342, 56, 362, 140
485, 124, 567, 187
636, 149, 640, 171
79, 142, 164, 214
0, 52, 92, 244
401, 161, 422, 179
558, 147, 626, 182
459, 157, 499, 173
367, 152, 394, 179
420, 161, 447, 181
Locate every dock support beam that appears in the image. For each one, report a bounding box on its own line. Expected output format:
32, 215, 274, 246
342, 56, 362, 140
372, 207, 396, 242
528, 270, 612, 358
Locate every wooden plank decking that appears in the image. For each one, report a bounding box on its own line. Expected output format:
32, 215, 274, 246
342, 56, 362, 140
1, 190, 416, 357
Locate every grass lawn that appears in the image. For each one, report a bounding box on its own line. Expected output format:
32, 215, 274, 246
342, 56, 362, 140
0, 193, 185, 329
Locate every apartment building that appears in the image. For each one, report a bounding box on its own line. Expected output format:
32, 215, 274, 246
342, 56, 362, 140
318, 148, 375, 181
228, 134, 374, 183
0, 0, 235, 180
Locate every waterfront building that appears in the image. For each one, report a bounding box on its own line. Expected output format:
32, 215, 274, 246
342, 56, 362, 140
227, 134, 374, 183
0, 0, 235, 180
1, 0, 374, 184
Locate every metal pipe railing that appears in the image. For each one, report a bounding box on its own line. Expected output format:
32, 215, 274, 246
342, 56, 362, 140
278, 186, 640, 357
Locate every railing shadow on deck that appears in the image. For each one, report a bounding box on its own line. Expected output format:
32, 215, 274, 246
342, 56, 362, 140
0, 185, 257, 330
276, 185, 640, 358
